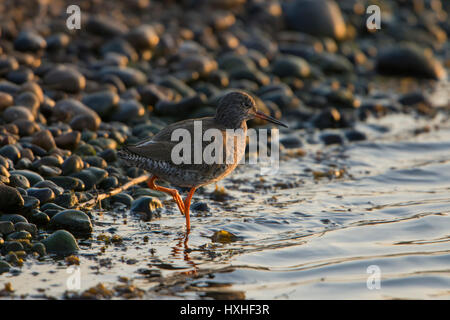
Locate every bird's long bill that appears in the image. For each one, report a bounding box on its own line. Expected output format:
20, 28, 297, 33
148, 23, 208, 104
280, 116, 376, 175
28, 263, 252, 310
255, 110, 289, 128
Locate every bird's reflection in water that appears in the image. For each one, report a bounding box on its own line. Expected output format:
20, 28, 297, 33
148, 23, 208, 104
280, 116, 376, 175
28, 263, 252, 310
171, 231, 198, 275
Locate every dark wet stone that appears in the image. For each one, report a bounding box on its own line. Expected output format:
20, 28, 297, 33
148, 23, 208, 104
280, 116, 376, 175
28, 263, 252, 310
398, 91, 429, 106
6, 230, 32, 241
8, 174, 30, 189
321, 132, 344, 145
31, 130, 56, 152
31, 242, 46, 256
48, 176, 85, 191
9, 170, 44, 186
2, 241, 23, 254
109, 193, 133, 208
314, 52, 353, 74
13, 119, 40, 136
62, 155, 84, 175
70, 170, 97, 190
26, 187, 55, 204
3, 106, 35, 123
53, 99, 101, 131
98, 149, 117, 163
0, 80, 20, 95
284, 0, 346, 40
130, 196, 162, 221
84, 156, 107, 169
125, 25, 159, 50
32, 155, 63, 169
53, 192, 78, 208
0, 145, 21, 162
345, 130, 367, 142
42, 230, 79, 256
14, 31, 46, 52
99, 176, 119, 190
110, 99, 145, 122
7, 67, 34, 84
23, 195, 40, 211
154, 94, 206, 117
86, 15, 128, 37
376, 44, 446, 80
280, 135, 303, 149
34, 180, 64, 196
271, 55, 310, 78
89, 138, 118, 150
312, 108, 350, 129
0, 92, 14, 110
21, 143, 46, 157
0, 221, 15, 235
0, 183, 24, 213
46, 33, 70, 51
191, 202, 209, 212
54, 131, 81, 150
43, 65, 86, 93
158, 76, 197, 97
82, 91, 119, 117
30, 211, 50, 226
99, 67, 146, 88
37, 165, 62, 177
49, 209, 93, 235
0, 261, 12, 274
14, 222, 37, 236
0, 214, 27, 224
229, 68, 270, 86
175, 55, 218, 77
14, 158, 31, 170
101, 39, 138, 62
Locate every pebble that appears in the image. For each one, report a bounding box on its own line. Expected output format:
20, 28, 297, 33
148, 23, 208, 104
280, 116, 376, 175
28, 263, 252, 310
0, 92, 14, 110
43, 65, 86, 93
82, 91, 119, 117
53, 99, 101, 131
26, 187, 55, 204
31, 130, 56, 151
0, 221, 15, 235
9, 170, 44, 186
14, 222, 37, 236
31, 211, 50, 226
125, 25, 159, 50
54, 131, 81, 150
3, 106, 35, 122
271, 55, 310, 79
130, 196, 163, 221
48, 176, 85, 191
0, 183, 25, 213
62, 155, 84, 175
14, 31, 47, 52
42, 230, 79, 256
53, 191, 79, 208
0, 214, 28, 224
49, 209, 93, 235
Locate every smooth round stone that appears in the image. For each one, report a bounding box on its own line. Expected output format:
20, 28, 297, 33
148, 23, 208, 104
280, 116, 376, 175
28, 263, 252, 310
20, 81, 44, 104
284, 0, 346, 40
191, 202, 209, 212
48, 176, 85, 191
0, 221, 15, 235
271, 55, 310, 78
53, 99, 101, 131
0, 214, 28, 224
101, 38, 138, 62
314, 52, 354, 74
98, 149, 117, 163
13, 119, 40, 136
7, 67, 34, 84
14, 91, 40, 114
37, 165, 62, 177
345, 130, 366, 142
14, 31, 47, 52
376, 44, 446, 80
130, 196, 162, 221
86, 15, 128, 37
43, 66, 86, 93
34, 180, 64, 196
312, 108, 349, 129
109, 193, 133, 208
99, 176, 119, 190
32, 155, 63, 169
9, 174, 31, 189
30, 211, 50, 226
0, 261, 11, 274
321, 132, 344, 145
6, 230, 32, 241
62, 155, 84, 175
0, 145, 21, 163
26, 187, 55, 204
42, 230, 79, 256
14, 222, 37, 236
3, 106, 35, 122
49, 209, 93, 235
98, 67, 146, 88
31, 130, 56, 151
0, 92, 14, 110
0, 80, 20, 95
81, 91, 119, 117
53, 192, 78, 208
70, 170, 98, 190
9, 170, 44, 186
84, 156, 107, 169
23, 196, 40, 211
54, 131, 81, 150
280, 135, 303, 149
110, 99, 145, 122
15, 158, 31, 170
125, 25, 159, 50
0, 156, 10, 169
75, 144, 97, 156
0, 184, 25, 213
31, 242, 46, 256
3, 240, 24, 252
89, 138, 117, 150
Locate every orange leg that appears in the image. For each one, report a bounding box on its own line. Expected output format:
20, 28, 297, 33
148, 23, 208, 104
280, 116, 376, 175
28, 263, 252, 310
182, 187, 197, 232
147, 176, 185, 215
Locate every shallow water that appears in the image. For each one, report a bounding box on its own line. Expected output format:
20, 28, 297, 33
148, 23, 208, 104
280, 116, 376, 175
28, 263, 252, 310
3, 110, 450, 299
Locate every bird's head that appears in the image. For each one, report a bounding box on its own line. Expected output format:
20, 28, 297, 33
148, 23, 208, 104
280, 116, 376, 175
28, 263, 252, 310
215, 91, 288, 129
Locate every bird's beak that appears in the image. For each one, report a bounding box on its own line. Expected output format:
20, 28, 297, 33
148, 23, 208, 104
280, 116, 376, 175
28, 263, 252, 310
254, 110, 289, 128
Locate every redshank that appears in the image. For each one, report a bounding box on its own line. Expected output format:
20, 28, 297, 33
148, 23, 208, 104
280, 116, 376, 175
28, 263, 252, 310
118, 91, 288, 231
